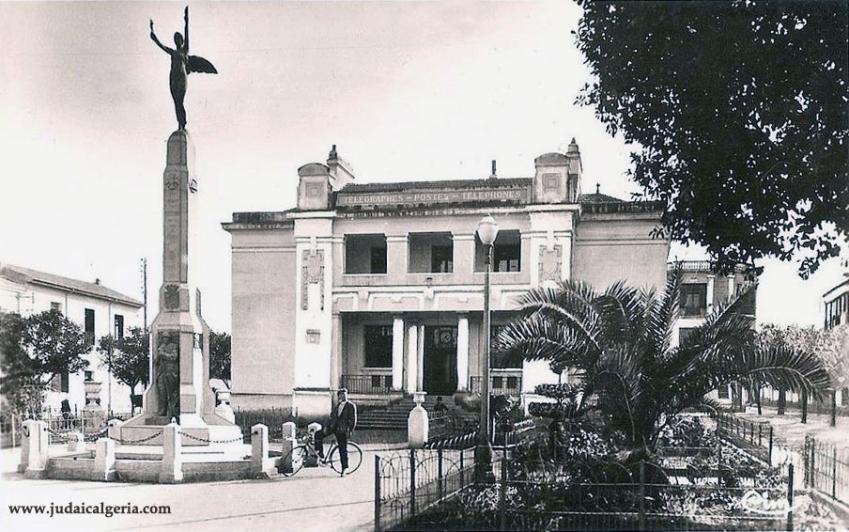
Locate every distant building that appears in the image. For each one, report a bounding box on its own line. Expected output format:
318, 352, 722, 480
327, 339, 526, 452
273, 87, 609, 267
223, 141, 671, 417
0, 264, 143, 415
669, 260, 758, 404
823, 277, 849, 330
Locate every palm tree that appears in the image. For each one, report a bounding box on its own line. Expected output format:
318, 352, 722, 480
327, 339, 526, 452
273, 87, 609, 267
495, 273, 830, 454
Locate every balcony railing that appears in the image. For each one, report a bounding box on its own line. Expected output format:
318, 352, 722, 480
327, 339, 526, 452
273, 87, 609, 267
340, 374, 393, 394
469, 375, 522, 397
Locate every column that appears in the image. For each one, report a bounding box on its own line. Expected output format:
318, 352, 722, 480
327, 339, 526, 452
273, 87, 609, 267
417, 325, 425, 392
405, 324, 418, 393
456, 314, 470, 391
330, 313, 342, 389
392, 316, 404, 390
706, 275, 715, 312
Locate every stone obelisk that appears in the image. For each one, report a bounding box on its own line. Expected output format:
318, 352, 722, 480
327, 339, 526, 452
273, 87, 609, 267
122, 130, 239, 445
144, 129, 214, 428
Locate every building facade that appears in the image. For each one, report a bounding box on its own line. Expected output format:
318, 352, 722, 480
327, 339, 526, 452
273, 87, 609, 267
668, 260, 758, 404
223, 141, 671, 417
823, 278, 849, 330
0, 264, 143, 415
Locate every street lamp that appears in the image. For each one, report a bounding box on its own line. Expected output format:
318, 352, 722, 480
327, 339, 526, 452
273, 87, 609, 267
475, 214, 498, 482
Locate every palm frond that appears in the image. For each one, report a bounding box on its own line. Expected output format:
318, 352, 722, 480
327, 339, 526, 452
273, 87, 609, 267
734, 345, 831, 400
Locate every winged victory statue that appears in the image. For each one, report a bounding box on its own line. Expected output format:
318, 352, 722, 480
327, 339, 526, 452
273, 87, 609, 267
150, 6, 217, 130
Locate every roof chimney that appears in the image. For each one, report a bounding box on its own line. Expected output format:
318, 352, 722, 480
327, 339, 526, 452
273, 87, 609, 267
95, 278, 101, 285
489, 159, 497, 179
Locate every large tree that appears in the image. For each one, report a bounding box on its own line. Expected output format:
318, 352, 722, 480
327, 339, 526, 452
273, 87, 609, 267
97, 327, 150, 409
496, 275, 830, 453
0, 309, 90, 415
575, 0, 848, 277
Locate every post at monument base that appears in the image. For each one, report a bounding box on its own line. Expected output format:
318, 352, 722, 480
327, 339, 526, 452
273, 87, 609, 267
120, 130, 239, 445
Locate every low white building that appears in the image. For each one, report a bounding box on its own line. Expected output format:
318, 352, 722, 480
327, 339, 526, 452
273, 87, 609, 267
0, 263, 143, 415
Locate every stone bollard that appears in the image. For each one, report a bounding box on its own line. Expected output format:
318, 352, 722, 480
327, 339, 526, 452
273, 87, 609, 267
17, 420, 31, 473
279, 421, 297, 474
106, 418, 123, 441
251, 424, 269, 477
66, 432, 84, 452
159, 421, 183, 484
408, 393, 429, 448
21, 420, 49, 478
92, 438, 116, 481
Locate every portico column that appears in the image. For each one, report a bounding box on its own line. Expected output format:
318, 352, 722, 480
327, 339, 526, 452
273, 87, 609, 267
330, 313, 342, 389
405, 324, 418, 393
456, 314, 469, 391
417, 325, 425, 392
392, 316, 404, 390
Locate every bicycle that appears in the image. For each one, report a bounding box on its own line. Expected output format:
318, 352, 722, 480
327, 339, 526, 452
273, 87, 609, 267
279, 432, 363, 477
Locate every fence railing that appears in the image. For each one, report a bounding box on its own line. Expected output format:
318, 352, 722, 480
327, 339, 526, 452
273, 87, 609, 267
715, 412, 775, 465
469, 375, 522, 397
374, 446, 476, 531
340, 374, 392, 395
804, 435, 849, 505
716, 412, 849, 506
396, 452, 794, 531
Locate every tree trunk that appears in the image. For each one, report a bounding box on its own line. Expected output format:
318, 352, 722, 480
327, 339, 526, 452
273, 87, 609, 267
832, 390, 837, 427
777, 389, 786, 415
755, 385, 762, 416
801, 388, 808, 424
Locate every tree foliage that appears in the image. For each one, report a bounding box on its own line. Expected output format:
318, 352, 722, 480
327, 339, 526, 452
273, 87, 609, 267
0, 309, 90, 414
209, 330, 231, 381
96, 327, 150, 403
759, 323, 849, 388
575, 0, 849, 277
495, 275, 830, 451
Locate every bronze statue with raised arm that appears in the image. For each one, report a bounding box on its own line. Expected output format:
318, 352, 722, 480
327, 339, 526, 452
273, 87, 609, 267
150, 6, 217, 130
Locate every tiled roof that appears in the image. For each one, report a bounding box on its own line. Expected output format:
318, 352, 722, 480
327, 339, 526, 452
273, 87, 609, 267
0, 264, 142, 307
578, 192, 624, 204
338, 177, 532, 193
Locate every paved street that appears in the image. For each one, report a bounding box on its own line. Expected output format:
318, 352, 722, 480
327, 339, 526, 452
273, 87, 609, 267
0, 446, 377, 532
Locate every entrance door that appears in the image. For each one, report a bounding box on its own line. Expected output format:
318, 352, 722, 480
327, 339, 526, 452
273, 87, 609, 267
423, 326, 458, 395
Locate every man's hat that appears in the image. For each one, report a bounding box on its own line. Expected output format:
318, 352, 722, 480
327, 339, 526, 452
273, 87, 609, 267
338, 388, 348, 394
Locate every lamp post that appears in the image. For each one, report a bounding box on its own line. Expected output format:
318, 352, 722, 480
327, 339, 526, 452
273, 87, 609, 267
475, 214, 498, 482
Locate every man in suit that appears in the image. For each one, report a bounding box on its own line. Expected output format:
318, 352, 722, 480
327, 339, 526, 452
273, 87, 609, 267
315, 388, 357, 475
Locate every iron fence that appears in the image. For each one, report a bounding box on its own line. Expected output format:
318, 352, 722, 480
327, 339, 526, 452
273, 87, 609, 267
715, 412, 775, 465
374, 447, 476, 531
398, 463, 794, 531
341, 374, 393, 395
469, 375, 522, 397
803, 436, 849, 505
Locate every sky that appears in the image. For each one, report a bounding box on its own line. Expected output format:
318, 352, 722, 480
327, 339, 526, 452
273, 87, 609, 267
1, 1, 845, 332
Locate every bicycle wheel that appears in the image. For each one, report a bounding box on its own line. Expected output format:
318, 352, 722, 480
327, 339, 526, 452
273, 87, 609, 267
327, 441, 363, 474
279, 444, 307, 477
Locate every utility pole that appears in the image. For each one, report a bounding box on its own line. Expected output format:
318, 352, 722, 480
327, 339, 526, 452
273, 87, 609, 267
140, 258, 148, 330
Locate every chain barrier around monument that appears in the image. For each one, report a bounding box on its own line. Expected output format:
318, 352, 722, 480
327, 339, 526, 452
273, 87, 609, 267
178, 431, 245, 445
